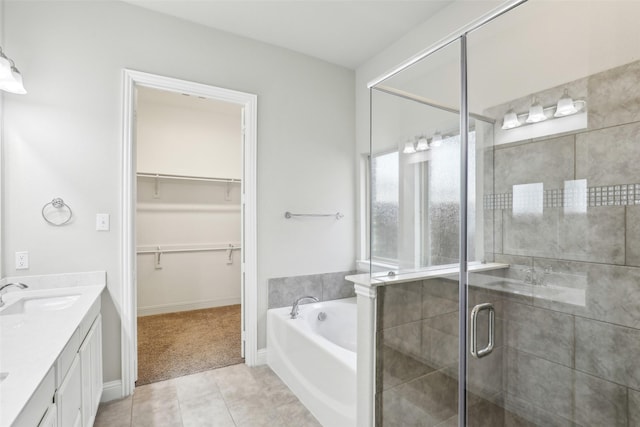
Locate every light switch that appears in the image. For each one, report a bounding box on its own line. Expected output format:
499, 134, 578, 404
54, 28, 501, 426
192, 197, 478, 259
96, 213, 110, 231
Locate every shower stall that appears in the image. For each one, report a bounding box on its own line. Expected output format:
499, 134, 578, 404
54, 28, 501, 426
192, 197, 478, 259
367, 1, 640, 425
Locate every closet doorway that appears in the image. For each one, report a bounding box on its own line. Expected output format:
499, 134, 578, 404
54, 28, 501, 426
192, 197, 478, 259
120, 70, 258, 395
135, 86, 244, 385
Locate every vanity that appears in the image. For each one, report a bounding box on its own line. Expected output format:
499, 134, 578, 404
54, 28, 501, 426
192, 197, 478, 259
0, 272, 106, 427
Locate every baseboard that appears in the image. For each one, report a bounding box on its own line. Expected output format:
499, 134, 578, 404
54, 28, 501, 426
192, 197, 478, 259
137, 297, 241, 317
256, 348, 268, 365
101, 380, 123, 402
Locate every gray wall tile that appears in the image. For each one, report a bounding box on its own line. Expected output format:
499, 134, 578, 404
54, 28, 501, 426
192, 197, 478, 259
379, 281, 423, 329
381, 321, 422, 361
268, 274, 322, 309
576, 121, 640, 186
629, 388, 640, 426
503, 209, 560, 259
321, 271, 356, 300
532, 259, 640, 330
377, 341, 433, 392
494, 135, 575, 194
588, 60, 640, 130
626, 206, 640, 266
503, 301, 574, 367
505, 348, 573, 420
573, 371, 627, 427
422, 277, 458, 319
422, 312, 458, 371
575, 317, 640, 389
268, 270, 354, 309
558, 206, 625, 265
503, 394, 578, 427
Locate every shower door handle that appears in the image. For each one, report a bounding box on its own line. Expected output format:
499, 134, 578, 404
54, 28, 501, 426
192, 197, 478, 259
470, 303, 494, 359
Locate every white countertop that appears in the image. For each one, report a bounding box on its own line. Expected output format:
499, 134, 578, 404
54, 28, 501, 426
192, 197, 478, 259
0, 273, 105, 427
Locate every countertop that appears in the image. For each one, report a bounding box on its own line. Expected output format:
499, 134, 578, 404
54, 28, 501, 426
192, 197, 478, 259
0, 274, 105, 427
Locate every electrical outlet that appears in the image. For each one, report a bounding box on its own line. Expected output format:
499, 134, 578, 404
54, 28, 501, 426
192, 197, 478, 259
15, 251, 29, 270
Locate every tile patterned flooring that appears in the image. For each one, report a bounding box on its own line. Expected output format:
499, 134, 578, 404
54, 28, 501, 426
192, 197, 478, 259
94, 364, 322, 427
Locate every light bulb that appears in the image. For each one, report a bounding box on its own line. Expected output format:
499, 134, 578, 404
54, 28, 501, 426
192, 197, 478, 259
501, 108, 521, 130
402, 140, 416, 154
430, 132, 443, 147
554, 89, 578, 117
0, 66, 27, 94
526, 98, 547, 123
415, 136, 429, 151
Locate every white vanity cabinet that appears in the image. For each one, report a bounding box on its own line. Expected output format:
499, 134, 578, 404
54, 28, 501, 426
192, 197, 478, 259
79, 314, 102, 427
55, 306, 102, 427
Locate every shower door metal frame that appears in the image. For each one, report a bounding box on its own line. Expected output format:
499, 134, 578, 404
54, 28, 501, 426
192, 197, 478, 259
368, 1, 528, 425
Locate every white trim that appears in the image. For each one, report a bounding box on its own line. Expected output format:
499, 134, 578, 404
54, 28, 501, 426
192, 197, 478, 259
356, 288, 377, 427
137, 297, 241, 317
120, 69, 259, 397
255, 348, 268, 366
101, 380, 123, 403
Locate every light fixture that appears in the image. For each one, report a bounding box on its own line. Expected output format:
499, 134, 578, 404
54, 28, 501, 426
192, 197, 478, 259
0, 46, 26, 95
415, 135, 429, 151
554, 89, 578, 117
430, 132, 443, 147
402, 139, 416, 154
525, 98, 547, 123
501, 108, 521, 130
0, 49, 12, 80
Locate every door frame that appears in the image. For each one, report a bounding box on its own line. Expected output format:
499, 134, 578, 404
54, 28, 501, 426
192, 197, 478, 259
120, 69, 258, 397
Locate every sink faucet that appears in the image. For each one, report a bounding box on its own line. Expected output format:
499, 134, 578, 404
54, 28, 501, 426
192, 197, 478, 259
0, 283, 28, 307
290, 296, 319, 319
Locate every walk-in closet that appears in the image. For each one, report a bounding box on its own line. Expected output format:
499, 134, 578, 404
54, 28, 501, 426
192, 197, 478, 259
134, 86, 244, 385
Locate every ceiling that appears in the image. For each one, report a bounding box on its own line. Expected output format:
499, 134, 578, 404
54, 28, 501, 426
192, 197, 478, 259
121, 0, 453, 69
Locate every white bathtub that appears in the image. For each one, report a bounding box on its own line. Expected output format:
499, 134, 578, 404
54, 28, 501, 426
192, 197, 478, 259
267, 297, 357, 427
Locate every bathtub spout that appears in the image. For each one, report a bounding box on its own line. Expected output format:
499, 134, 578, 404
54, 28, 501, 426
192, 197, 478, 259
290, 296, 319, 319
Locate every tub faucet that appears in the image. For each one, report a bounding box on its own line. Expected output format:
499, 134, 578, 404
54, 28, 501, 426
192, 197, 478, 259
0, 283, 28, 307
290, 296, 319, 319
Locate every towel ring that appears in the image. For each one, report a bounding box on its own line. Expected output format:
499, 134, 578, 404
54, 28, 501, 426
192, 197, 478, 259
42, 198, 73, 226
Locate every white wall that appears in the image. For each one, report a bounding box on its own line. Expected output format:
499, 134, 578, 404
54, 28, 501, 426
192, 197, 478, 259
2, 0, 355, 384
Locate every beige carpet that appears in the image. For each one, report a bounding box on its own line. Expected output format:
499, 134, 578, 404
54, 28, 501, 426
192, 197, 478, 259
136, 304, 244, 385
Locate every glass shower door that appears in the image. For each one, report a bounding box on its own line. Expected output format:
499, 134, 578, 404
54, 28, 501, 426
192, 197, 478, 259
370, 40, 465, 426
466, 1, 640, 425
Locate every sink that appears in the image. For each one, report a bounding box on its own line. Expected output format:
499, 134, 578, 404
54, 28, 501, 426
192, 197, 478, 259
0, 294, 81, 316
0, 372, 8, 383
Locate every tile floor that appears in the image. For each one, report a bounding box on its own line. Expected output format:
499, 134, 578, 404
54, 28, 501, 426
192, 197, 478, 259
94, 364, 322, 427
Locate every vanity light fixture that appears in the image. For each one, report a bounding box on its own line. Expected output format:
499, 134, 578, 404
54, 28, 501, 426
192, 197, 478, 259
525, 98, 547, 123
0, 46, 27, 95
415, 135, 430, 151
501, 89, 586, 132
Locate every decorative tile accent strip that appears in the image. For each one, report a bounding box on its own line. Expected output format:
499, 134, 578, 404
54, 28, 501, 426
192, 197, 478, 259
484, 183, 640, 210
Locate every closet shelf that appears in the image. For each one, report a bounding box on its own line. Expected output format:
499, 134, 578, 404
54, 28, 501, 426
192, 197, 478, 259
137, 172, 241, 184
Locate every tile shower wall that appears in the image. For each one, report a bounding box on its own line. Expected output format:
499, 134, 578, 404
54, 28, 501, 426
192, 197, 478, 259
479, 58, 640, 426
267, 271, 356, 309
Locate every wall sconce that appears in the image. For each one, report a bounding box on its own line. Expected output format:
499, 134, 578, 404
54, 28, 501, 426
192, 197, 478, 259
501, 89, 585, 130
0, 46, 27, 94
